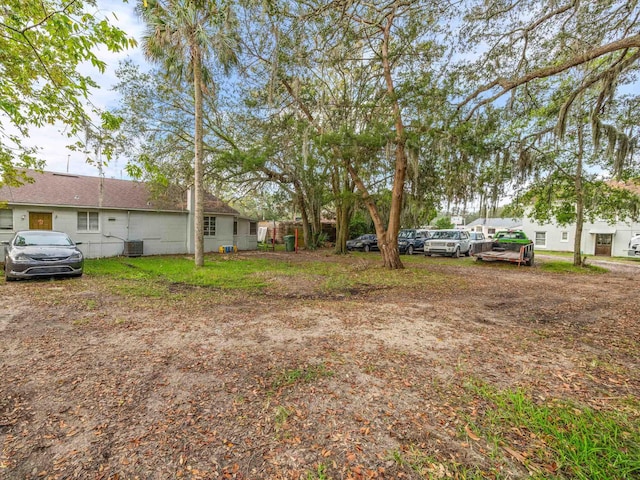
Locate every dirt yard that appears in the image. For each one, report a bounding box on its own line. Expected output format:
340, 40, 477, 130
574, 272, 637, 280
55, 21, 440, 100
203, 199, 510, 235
1, 252, 638, 479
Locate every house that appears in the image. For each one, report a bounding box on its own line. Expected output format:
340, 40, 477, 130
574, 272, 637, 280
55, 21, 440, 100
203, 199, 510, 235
521, 217, 640, 257
519, 181, 640, 257
0, 170, 258, 258
465, 217, 522, 238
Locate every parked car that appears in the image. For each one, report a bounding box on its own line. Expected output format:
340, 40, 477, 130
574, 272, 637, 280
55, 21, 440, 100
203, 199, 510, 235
398, 228, 430, 255
346, 233, 378, 252
424, 229, 471, 257
629, 234, 640, 256
468, 231, 487, 255
2, 230, 84, 281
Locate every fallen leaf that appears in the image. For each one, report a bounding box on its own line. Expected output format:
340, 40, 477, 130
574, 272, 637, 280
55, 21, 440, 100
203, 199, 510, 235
465, 425, 480, 441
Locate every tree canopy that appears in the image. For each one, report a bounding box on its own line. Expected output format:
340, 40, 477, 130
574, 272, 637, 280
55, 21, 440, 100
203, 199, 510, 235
0, 0, 134, 187
105, 1, 640, 266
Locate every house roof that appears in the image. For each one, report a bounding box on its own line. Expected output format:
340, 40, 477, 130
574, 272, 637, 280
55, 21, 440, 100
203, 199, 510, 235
0, 170, 240, 215
609, 180, 640, 196
466, 217, 522, 229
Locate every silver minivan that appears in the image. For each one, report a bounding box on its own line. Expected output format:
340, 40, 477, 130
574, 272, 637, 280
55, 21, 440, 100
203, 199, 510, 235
424, 229, 471, 257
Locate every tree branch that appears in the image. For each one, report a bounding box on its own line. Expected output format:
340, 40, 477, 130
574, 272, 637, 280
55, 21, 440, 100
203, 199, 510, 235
459, 34, 640, 121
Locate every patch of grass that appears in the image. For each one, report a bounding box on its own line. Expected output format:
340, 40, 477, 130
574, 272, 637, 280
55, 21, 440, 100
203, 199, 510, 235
274, 405, 291, 431
271, 363, 334, 390
387, 446, 491, 479
87, 255, 279, 290
466, 381, 640, 479
87, 253, 454, 298
72, 318, 91, 326
538, 260, 607, 274
305, 463, 330, 480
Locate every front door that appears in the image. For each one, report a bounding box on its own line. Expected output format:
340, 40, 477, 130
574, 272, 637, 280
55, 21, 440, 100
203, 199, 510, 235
595, 234, 612, 256
29, 212, 53, 230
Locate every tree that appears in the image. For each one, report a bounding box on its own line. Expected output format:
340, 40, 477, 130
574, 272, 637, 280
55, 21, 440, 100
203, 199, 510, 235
247, 0, 454, 269
457, 1, 640, 265
138, 0, 239, 267
0, 0, 132, 187
433, 217, 454, 230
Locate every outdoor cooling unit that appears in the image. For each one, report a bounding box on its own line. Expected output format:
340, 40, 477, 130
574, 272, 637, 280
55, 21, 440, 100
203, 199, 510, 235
123, 240, 143, 257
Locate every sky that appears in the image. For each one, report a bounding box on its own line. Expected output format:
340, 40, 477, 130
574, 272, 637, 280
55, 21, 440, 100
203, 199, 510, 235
30, 0, 145, 179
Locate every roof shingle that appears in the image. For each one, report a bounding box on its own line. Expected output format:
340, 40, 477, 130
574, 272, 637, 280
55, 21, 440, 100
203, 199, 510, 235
0, 171, 239, 215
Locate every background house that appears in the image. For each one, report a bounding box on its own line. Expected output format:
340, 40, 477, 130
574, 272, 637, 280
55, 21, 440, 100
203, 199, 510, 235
466, 217, 522, 238
0, 171, 257, 258
521, 217, 640, 257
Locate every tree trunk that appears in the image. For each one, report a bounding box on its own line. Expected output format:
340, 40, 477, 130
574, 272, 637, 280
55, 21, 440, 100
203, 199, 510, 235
573, 123, 585, 267
380, 235, 403, 269
331, 163, 354, 254
379, 11, 406, 270
193, 46, 205, 267
335, 203, 350, 254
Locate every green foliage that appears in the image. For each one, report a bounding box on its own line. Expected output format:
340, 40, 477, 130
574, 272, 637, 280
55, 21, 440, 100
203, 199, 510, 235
433, 217, 454, 229
0, 0, 133, 186
507, 175, 640, 226
349, 211, 373, 238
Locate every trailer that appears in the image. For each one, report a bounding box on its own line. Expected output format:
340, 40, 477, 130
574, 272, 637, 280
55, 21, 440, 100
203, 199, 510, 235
472, 238, 535, 266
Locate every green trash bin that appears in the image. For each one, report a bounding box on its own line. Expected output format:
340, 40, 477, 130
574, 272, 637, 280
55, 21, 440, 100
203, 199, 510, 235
284, 235, 295, 252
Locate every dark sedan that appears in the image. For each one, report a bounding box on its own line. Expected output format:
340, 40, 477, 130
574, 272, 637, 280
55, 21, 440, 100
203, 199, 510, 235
2, 230, 84, 281
346, 234, 378, 252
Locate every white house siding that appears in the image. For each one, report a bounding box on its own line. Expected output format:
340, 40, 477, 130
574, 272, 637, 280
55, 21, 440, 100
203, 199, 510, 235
204, 215, 235, 252
0, 207, 191, 259
127, 211, 188, 257
521, 216, 640, 257
234, 218, 258, 251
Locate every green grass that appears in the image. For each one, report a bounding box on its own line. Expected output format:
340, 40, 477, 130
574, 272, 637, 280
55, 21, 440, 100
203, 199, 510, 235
387, 446, 492, 479
87, 255, 286, 289
465, 381, 640, 479
85, 253, 450, 298
538, 260, 607, 274
271, 363, 334, 391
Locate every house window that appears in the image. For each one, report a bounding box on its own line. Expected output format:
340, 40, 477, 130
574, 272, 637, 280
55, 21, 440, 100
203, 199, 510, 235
77, 212, 99, 231
0, 209, 13, 230
487, 228, 496, 235
250, 222, 257, 235
204, 216, 216, 236
561, 231, 569, 242
233, 220, 238, 235
535, 231, 547, 247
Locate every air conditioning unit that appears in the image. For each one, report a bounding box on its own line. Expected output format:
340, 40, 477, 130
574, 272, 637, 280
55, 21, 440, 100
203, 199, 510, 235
123, 240, 143, 257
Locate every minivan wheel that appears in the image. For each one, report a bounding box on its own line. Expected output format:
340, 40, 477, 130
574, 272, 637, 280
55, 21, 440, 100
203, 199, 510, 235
407, 245, 414, 255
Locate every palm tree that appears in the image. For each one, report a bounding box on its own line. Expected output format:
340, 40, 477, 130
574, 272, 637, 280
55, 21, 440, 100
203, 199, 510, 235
139, 0, 239, 266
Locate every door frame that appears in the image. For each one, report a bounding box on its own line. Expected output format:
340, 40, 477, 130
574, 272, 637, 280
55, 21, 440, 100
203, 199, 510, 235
594, 233, 612, 256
